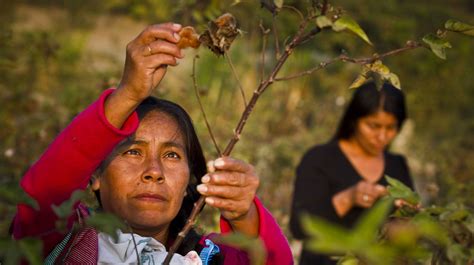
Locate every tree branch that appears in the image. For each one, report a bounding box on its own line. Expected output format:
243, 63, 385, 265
275, 41, 423, 81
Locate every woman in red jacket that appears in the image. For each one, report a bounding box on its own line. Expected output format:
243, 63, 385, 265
12, 23, 292, 264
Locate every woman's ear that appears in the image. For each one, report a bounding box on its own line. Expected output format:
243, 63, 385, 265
91, 176, 101, 191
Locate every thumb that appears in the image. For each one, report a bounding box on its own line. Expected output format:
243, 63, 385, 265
375, 184, 388, 196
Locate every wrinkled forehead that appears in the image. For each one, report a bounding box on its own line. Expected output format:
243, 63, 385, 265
134, 110, 186, 145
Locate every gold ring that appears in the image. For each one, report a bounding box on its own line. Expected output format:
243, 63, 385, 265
147, 45, 152, 55
362, 194, 369, 202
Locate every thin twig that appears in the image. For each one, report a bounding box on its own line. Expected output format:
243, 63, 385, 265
259, 20, 270, 83
275, 56, 341, 81
275, 41, 423, 81
225, 52, 247, 107
272, 15, 281, 59
282, 5, 305, 21
192, 55, 222, 157
340, 41, 423, 64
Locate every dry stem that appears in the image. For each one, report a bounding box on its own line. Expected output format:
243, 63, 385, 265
275, 41, 423, 81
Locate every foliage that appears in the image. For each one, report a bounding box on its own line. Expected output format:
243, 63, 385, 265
303, 176, 474, 265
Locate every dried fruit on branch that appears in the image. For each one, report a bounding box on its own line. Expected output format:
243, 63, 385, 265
199, 13, 241, 55
177, 26, 201, 49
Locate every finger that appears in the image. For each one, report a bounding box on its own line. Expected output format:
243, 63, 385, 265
146, 39, 183, 58
208, 171, 253, 187
139, 23, 182, 44
374, 184, 388, 196
213, 157, 254, 174
205, 196, 243, 212
207, 161, 216, 173
145, 54, 178, 68
196, 184, 242, 198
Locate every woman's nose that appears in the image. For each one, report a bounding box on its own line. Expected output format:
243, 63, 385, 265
141, 159, 165, 183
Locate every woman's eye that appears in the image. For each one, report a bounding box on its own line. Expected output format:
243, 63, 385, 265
367, 123, 376, 129
164, 152, 180, 159
124, 149, 141, 156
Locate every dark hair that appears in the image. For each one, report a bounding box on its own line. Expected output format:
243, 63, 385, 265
94, 96, 207, 255
136, 97, 207, 254
334, 81, 407, 140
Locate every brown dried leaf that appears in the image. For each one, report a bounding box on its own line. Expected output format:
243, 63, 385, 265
177, 26, 201, 49
199, 13, 240, 55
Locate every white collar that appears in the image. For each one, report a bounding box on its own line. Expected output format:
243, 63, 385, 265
98, 230, 202, 265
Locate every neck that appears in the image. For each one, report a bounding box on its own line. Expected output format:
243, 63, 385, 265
128, 225, 170, 245
339, 138, 382, 158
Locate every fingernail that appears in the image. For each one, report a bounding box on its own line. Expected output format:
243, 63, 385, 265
207, 161, 215, 172
173, 23, 182, 30
214, 158, 225, 167
205, 197, 214, 204
197, 184, 207, 193
201, 175, 210, 183
174, 32, 180, 41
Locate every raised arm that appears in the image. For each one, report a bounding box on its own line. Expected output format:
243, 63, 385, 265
12, 22, 183, 255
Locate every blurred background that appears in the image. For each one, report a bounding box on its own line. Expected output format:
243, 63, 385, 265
1, 0, 473, 259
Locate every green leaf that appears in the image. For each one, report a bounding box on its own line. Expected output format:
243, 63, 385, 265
213, 233, 266, 265
273, 0, 284, 9
386, 175, 420, 205
338, 254, 360, 265
387, 73, 401, 89
349, 67, 369, 89
332, 15, 372, 45
412, 212, 449, 245
302, 214, 357, 254
445, 19, 474, 36
85, 212, 127, 242
18, 238, 43, 265
422, 33, 452, 59
52, 190, 86, 219
439, 209, 470, 221
0, 182, 39, 210
349, 74, 368, 89
316, 16, 333, 28
353, 198, 393, 243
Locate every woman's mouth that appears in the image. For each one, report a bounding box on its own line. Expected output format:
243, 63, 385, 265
134, 193, 167, 202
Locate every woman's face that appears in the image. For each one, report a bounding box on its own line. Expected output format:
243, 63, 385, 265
95, 111, 190, 237
353, 111, 399, 156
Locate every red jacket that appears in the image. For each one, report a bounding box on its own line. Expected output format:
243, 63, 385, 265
12, 89, 293, 264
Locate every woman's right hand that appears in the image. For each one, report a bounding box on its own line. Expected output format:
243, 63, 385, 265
351, 180, 387, 208
104, 23, 183, 128
118, 23, 183, 102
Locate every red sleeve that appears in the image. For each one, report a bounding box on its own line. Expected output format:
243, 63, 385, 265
219, 197, 294, 265
12, 89, 139, 255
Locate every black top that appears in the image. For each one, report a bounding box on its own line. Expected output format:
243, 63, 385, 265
290, 141, 412, 265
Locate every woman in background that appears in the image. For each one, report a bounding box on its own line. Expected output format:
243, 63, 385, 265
290, 81, 413, 265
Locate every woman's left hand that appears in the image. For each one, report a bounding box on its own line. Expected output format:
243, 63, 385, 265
197, 157, 260, 236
